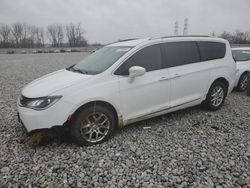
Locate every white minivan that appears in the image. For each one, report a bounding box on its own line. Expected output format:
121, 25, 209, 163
18, 36, 236, 145
232, 47, 250, 91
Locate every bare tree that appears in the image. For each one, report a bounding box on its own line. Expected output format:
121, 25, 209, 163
21, 23, 30, 47
38, 27, 45, 47
47, 25, 56, 46
10, 23, 46, 48
219, 30, 250, 44
12, 23, 36, 48
66, 23, 76, 47
29, 25, 37, 47
33, 27, 45, 47
0, 22, 89, 48
57, 25, 64, 47
0, 24, 12, 47
47, 24, 64, 47
232, 30, 249, 44
219, 31, 232, 42
12, 23, 24, 47
66, 23, 87, 47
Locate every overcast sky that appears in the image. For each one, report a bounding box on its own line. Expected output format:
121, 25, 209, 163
0, 0, 249, 44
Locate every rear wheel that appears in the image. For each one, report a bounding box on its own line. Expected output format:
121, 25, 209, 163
237, 73, 249, 92
71, 105, 116, 146
204, 81, 227, 111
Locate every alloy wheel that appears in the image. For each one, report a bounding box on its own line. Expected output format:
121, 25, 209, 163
240, 74, 249, 91
211, 86, 224, 107
80, 112, 110, 143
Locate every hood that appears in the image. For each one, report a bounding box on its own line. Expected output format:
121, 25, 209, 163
22, 69, 91, 98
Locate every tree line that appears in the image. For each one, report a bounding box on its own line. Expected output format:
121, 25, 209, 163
218, 30, 250, 44
0, 23, 87, 48
1, 22, 250, 48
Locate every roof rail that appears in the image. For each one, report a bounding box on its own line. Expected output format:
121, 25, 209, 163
151, 35, 210, 40
117, 38, 139, 42
107, 38, 140, 45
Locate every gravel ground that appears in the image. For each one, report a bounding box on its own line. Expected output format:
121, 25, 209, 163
0, 53, 250, 188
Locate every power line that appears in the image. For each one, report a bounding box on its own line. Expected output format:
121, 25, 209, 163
174, 21, 179, 36
183, 18, 188, 35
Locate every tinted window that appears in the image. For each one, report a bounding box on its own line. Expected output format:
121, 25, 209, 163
198, 42, 226, 61
115, 44, 162, 75
232, 50, 250, 61
163, 42, 200, 68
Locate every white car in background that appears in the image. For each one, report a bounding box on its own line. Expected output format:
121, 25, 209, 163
232, 48, 250, 91
18, 36, 236, 146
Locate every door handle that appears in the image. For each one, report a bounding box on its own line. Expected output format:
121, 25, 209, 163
173, 74, 182, 78
159, 74, 182, 82
159, 76, 171, 81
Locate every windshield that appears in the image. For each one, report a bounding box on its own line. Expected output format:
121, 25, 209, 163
232, 50, 250, 61
71, 46, 131, 75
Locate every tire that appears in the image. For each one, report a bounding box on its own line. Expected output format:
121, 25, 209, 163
71, 105, 116, 146
247, 78, 250, 96
204, 81, 227, 111
236, 73, 249, 92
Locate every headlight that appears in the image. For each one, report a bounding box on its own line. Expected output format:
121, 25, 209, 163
24, 96, 62, 110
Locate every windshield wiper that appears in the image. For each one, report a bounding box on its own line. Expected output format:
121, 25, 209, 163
66, 64, 75, 70
71, 67, 88, 75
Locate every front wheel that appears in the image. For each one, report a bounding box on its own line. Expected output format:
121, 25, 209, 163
71, 105, 116, 146
237, 73, 249, 92
204, 81, 227, 111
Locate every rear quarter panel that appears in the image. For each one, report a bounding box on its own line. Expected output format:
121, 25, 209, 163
235, 61, 250, 84
209, 42, 236, 94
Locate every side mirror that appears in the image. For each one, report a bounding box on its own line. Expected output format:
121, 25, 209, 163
129, 66, 146, 78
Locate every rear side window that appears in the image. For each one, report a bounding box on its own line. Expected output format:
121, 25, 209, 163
163, 42, 200, 68
115, 44, 162, 75
197, 42, 226, 61
232, 50, 250, 61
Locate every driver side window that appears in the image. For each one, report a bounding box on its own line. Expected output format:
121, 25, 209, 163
115, 44, 162, 75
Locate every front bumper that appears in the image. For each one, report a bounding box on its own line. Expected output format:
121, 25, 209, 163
17, 112, 29, 134
17, 100, 75, 132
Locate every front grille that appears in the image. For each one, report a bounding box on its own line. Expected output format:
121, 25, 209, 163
19, 95, 32, 107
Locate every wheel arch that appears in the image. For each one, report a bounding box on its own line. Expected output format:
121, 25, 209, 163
237, 71, 250, 90
240, 71, 250, 77
209, 77, 229, 96
68, 100, 122, 129
239, 71, 250, 83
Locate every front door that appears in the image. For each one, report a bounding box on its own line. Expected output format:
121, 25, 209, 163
114, 44, 171, 122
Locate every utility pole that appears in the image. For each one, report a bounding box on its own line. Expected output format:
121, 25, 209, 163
183, 18, 188, 35
174, 21, 179, 36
